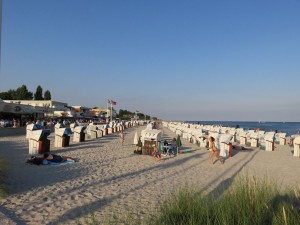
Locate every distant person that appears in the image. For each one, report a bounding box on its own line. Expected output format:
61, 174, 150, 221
171, 138, 176, 149
163, 140, 168, 146
152, 122, 155, 129
119, 130, 124, 145
41, 120, 46, 128
207, 137, 223, 165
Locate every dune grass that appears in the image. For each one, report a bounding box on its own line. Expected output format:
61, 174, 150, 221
149, 175, 300, 225
0, 156, 7, 198
84, 174, 300, 225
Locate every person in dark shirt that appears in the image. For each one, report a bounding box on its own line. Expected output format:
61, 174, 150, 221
163, 140, 168, 146
43, 153, 77, 163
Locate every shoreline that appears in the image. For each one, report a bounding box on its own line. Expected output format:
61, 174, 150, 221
184, 121, 300, 136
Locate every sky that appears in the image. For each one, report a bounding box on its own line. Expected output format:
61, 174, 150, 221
1, 0, 300, 121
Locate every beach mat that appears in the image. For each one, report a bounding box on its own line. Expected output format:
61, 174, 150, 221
42, 161, 76, 165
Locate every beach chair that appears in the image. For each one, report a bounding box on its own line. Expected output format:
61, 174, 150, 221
278, 133, 287, 145
239, 132, 247, 145
293, 136, 300, 157
250, 133, 259, 148
264, 133, 275, 151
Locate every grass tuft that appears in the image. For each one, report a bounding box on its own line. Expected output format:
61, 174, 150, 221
84, 173, 300, 225
0, 157, 8, 198
149, 174, 300, 225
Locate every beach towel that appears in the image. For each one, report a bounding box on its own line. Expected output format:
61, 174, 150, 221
42, 160, 76, 165
26, 156, 77, 165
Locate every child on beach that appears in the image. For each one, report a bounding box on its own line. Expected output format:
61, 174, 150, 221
152, 145, 161, 160
208, 137, 223, 165
119, 130, 124, 145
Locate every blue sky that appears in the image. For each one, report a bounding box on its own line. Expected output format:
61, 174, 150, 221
1, 0, 300, 121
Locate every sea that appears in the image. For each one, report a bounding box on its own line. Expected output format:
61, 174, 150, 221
185, 121, 300, 136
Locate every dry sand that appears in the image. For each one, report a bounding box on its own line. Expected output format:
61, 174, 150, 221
0, 125, 300, 224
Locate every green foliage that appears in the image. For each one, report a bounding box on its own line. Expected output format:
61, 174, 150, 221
137, 113, 144, 118
16, 85, 33, 100
34, 85, 44, 100
0, 91, 12, 100
44, 90, 51, 100
0, 157, 8, 199
118, 109, 135, 120
176, 135, 182, 148
84, 174, 300, 225
149, 175, 300, 225
119, 109, 133, 117
0, 85, 33, 100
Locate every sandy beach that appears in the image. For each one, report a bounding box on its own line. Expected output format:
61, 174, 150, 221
0, 124, 300, 224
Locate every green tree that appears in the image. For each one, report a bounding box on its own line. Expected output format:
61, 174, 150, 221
16, 85, 33, 100
137, 113, 145, 118
34, 85, 44, 100
44, 90, 51, 100
118, 109, 135, 119
0, 85, 33, 100
119, 109, 124, 117
0, 91, 12, 100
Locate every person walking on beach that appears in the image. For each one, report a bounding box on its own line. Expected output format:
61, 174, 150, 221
119, 130, 124, 145
208, 137, 223, 165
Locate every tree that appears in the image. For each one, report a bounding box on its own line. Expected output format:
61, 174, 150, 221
118, 109, 135, 119
0, 85, 34, 100
0, 91, 12, 100
119, 109, 124, 117
16, 85, 33, 100
34, 85, 44, 100
137, 113, 145, 118
44, 90, 51, 100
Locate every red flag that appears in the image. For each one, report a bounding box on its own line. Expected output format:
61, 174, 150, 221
111, 100, 117, 105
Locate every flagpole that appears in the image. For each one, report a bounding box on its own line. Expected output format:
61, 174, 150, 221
110, 102, 113, 122
107, 101, 109, 123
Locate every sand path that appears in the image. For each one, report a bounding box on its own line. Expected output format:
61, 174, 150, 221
0, 125, 300, 224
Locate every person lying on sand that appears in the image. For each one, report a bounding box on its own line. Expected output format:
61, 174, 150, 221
232, 145, 252, 150
43, 153, 78, 163
27, 154, 79, 165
